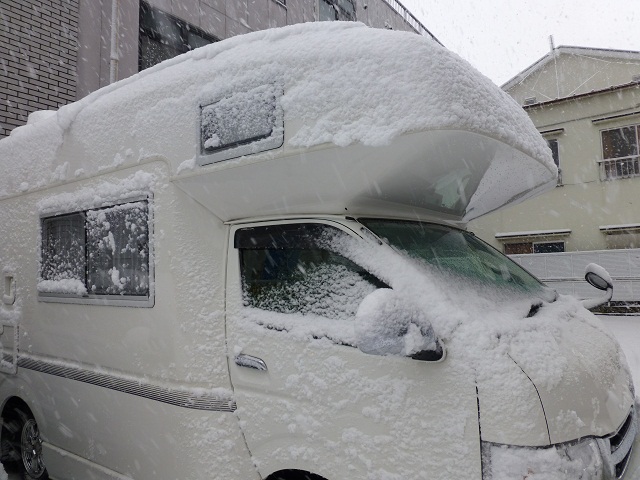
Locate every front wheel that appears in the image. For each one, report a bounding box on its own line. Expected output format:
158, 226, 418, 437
20, 417, 47, 480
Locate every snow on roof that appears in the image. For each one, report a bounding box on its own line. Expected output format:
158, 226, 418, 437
0, 22, 554, 205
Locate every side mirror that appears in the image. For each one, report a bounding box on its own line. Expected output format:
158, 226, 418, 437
354, 289, 443, 360
582, 263, 613, 309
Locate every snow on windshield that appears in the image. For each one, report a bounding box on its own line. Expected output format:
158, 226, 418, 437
334, 230, 623, 383
0, 22, 553, 200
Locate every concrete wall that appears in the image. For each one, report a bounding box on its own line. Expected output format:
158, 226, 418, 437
0, 0, 79, 137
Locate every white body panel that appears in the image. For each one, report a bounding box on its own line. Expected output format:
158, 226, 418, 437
225, 220, 482, 478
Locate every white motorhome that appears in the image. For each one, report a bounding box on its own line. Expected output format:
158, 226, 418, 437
0, 22, 638, 480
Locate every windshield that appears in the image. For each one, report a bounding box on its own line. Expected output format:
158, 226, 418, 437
359, 218, 556, 302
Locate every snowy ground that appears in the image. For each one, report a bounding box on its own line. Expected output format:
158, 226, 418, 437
599, 314, 640, 392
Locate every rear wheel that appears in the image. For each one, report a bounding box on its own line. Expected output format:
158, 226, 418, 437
1, 407, 48, 480
20, 417, 47, 479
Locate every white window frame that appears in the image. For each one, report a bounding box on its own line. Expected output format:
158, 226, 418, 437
197, 83, 284, 166
599, 124, 640, 181
38, 196, 154, 308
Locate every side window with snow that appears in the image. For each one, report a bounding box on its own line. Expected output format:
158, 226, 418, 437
41, 214, 86, 294
199, 83, 284, 165
236, 224, 385, 321
39, 200, 151, 305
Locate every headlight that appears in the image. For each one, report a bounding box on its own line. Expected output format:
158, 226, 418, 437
481, 439, 605, 479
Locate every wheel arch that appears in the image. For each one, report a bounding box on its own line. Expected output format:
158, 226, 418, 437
0, 394, 47, 454
264, 469, 329, 480
1, 395, 43, 430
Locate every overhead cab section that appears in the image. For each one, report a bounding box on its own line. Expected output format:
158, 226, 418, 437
0, 22, 557, 225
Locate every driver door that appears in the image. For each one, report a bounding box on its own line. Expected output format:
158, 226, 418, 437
225, 219, 480, 479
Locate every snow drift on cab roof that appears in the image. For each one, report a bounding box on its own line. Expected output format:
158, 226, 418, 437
0, 22, 555, 200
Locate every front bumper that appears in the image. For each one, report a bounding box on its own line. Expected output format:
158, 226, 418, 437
482, 405, 637, 479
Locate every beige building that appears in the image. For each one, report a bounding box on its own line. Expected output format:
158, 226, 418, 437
470, 46, 640, 255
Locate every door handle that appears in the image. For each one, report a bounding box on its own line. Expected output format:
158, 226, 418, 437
3, 275, 15, 306
234, 354, 268, 371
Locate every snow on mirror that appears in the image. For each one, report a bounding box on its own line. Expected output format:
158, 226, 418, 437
584, 263, 613, 291
354, 288, 442, 360
582, 263, 614, 310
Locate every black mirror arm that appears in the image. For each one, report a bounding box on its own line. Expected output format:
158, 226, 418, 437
410, 341, 445, 362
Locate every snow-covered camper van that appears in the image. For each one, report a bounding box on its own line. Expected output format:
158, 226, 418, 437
0, 22, 638, 480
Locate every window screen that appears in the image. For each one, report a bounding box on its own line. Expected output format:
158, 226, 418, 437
41, 213, 85, 285
86, 202, 150, 295
40, 201, 150, 299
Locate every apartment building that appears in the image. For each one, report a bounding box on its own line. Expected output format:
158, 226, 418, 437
470, 46, 640, 254
0, 0, 438, 137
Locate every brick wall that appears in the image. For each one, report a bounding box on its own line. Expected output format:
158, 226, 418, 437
0, 0, 79, 138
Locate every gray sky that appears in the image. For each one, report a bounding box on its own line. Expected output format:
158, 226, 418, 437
402, 0, 640, 86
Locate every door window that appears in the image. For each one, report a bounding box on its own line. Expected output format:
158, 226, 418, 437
236, 223, 385, 321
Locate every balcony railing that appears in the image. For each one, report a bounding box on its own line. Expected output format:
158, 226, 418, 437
381, 0, 441, 44
599, 156, 640, 181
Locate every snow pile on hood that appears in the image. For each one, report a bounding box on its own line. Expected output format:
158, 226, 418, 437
0, 22, 553, 199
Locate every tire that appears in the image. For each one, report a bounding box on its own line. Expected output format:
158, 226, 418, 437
19, 416, 48, 480
1, 408, 48, 480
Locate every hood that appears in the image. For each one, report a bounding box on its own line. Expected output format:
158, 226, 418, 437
476, 351, 550, 446
507, 307, 634, 444
472, 298, 633, 447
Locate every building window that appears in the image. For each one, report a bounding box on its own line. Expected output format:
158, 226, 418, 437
40, 201, 150, 300
600, 124, 640, 181
504, 243, 533, 255
533, 241, 564, 253
319, 0, 356, 21
504, 241, 565, 255
139, 1, 217, 71
547, 138, 562, 185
